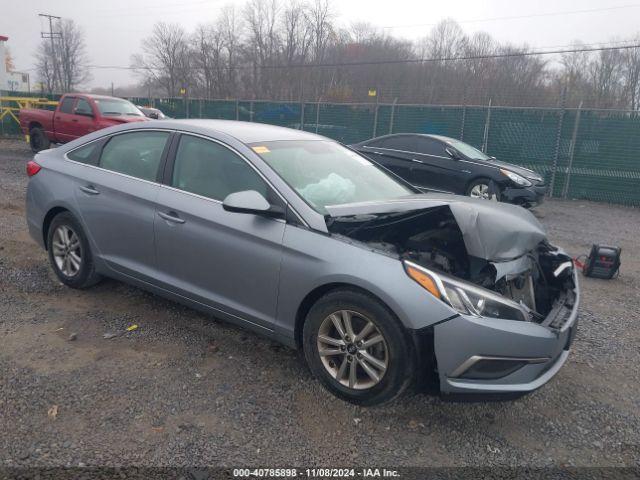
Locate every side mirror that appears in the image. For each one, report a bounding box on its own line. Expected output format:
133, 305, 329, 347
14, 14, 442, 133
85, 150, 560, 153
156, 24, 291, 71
445, 147, 460, 160
222, 190, 284, 218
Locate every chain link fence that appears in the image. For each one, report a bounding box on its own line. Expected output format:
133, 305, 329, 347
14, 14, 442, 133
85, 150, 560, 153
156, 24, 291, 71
2, 91, 639, 206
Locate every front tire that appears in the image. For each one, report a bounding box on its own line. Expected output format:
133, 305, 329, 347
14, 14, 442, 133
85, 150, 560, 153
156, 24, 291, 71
303, 289, 414, 406
29, 127, 51, 153
467, 177, 501, 201
47, 212, 102, 289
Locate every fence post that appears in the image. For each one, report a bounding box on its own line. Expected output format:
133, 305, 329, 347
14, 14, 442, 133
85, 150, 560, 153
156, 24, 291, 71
562, 101, 583, 199
388, 98, 398, 134
372, 103, 379, 138
235, 100, 239, 120
315, 101, 321, 134
481, 98, 492, 153
549, 87, 567, 198
300, 101, 305, 130
460, 104, 466, 141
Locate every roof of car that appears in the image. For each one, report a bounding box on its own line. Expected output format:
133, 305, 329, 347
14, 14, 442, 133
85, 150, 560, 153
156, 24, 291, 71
154, 119, 325, 144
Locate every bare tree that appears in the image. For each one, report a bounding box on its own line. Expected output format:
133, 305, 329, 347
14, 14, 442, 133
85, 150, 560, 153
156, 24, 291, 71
133, 22, 190, 97
34, 18, 90, 93
57, 19, 91, 92
35, 40, 56, 94
621, 36, 640, 110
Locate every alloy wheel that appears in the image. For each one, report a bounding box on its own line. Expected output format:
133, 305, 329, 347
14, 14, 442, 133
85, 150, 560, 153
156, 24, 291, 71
470, 183, 491, 199
317, 310, 388, 390
51, 225, 82, 277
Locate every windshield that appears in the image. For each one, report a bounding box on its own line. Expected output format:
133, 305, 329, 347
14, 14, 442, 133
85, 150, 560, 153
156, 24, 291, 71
251, 140, 414, 213
437, 137, 491, 161
94, 99, 144, 117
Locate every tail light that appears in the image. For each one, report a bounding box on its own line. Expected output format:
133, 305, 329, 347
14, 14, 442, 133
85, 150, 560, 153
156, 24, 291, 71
26, 161, 41, 177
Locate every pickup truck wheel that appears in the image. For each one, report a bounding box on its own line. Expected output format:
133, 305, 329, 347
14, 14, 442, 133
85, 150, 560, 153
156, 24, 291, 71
29, 127, 50, 153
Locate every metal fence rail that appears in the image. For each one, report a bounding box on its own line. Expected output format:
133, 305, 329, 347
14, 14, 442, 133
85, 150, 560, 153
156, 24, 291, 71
2, 91, 639, 206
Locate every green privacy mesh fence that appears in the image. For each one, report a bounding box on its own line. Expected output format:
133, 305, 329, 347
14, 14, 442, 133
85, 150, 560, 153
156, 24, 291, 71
2, 92, 640, 206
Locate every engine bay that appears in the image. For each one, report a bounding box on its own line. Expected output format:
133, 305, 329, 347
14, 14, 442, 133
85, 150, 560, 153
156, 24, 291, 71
327, 205, 577, 322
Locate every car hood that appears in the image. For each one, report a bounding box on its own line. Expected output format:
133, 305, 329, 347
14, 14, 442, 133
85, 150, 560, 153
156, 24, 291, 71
103, 116, 150, 124
325, 194, 547, 262
479, 158, 543, 183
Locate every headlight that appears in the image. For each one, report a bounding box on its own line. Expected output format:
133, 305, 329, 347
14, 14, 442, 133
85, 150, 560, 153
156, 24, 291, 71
500, 169, 532, 187
404, 261, 529, 321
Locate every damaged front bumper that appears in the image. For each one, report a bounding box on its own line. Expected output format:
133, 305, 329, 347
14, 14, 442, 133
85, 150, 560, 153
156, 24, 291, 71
433, 268, 579, 397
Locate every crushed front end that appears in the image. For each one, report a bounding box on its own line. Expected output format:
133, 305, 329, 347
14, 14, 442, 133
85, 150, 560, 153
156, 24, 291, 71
325, 195, 579, 397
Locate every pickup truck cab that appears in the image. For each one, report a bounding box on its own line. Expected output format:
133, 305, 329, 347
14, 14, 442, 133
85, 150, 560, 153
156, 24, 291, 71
20, 93, 149, 152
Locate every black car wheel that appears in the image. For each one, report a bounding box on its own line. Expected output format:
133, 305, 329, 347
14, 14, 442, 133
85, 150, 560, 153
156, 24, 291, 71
29, 127, 51, 153
303, 288, 415, 406
47, 212, 102, 289
467, 178, 501, 201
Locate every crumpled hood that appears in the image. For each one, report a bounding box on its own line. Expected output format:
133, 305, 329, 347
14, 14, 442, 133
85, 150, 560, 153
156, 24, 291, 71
325, 194, 547, 261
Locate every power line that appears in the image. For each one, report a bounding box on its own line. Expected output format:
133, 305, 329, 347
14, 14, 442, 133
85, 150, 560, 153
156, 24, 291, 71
80, 43, 640, 73
381, 4, 640, 29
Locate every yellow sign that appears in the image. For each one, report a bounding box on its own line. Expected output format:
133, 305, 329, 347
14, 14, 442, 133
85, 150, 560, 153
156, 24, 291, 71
368, 89, 377, 97
179, 88, 187, 95
252, 146, 271, 154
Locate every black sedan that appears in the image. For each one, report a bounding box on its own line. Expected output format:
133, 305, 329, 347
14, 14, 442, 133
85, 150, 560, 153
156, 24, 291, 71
350, 134, 546, 208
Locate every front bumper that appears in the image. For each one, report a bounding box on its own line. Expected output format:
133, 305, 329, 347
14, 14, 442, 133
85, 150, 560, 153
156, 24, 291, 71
502, 184, 546, 207
433, 271, 579, 397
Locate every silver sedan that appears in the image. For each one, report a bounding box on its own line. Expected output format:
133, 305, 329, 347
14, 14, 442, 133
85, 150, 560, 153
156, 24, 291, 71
25, 120, 579, 405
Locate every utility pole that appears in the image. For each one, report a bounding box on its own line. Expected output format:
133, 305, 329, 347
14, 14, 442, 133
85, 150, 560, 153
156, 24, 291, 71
39, 13, 62, 93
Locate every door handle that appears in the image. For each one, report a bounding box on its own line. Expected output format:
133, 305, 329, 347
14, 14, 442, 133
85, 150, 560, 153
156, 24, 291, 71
79, 185, 100, 195
158, 211, 185, 224
411, 158, 425, 164
72, 118, 78, 122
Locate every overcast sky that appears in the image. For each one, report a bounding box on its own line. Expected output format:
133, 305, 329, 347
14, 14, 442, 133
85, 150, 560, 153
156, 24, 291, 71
2, 0, 639, 89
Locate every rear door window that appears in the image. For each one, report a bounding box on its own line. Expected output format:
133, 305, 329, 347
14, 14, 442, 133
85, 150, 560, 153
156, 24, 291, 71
59, 97, 75, 114
374, 136, 417, 152
413, 137, 448, 157
99, 131, 169, 182
74, 98, 93, 116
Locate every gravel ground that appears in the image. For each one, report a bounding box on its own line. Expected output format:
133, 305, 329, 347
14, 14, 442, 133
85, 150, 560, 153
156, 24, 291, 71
0, 138, 639, 469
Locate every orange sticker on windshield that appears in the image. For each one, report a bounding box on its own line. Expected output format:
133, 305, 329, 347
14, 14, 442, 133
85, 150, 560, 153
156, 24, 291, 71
252, 146, 270, 154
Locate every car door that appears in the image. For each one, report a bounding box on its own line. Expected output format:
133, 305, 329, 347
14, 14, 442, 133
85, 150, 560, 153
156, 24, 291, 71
153, 133, 286, 330
410, 137, 466, 193
54, 96, 78, 143
72, 98, 97, 138
72, 130, 172, 280
359, 136, 416, 185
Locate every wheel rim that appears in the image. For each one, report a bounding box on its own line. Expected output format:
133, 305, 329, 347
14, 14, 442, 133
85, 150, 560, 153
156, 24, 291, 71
51, 225, 82, 277
317, 310, 388, 390
470, 183, 491, 199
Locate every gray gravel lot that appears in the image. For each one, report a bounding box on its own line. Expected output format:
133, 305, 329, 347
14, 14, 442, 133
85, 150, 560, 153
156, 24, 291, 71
0, 138, 639, 468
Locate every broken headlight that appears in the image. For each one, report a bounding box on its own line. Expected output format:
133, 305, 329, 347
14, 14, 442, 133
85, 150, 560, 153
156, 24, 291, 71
404, 261, 529, 322
500, 168, 532, 187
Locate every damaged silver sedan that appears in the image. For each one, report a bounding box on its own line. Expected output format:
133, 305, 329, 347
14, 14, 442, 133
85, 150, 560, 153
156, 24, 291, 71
26, 120, 579, 405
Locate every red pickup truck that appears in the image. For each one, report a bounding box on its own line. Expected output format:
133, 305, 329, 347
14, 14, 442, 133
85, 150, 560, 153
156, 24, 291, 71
20, 93, 149, 152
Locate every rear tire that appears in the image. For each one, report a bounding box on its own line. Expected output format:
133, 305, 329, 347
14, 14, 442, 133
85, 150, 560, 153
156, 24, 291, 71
303, 289, 414, 406
29, 127, 51, 153
47, 212, 102, 289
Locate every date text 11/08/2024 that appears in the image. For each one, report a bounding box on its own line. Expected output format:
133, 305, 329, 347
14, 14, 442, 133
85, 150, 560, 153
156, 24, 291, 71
232, 468, 400, 478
